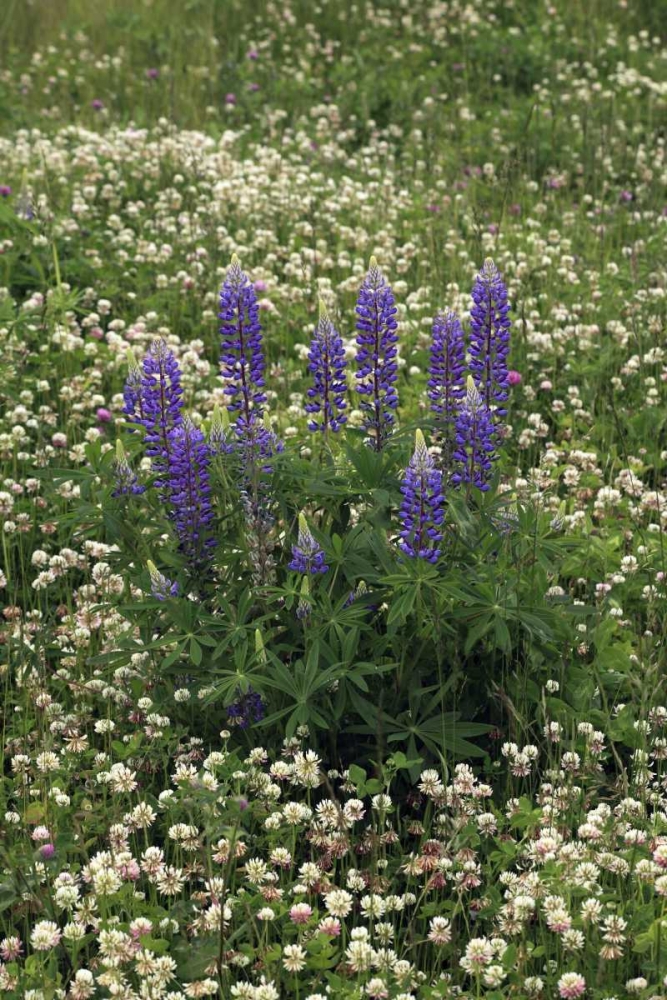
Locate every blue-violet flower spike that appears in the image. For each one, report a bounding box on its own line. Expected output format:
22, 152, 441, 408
209, 403, 234, 456
451, 376, 497, 492
219, 254, 266, 432
288, 512, 328, 575
122, 349, 144, 426
166, 417, 216, 570
428, 311, 466, 445
139, 338, 184, 480
469, 257, 511, 417
305, 299, 348, 433
354, 256, 399, 451
398, 429, 446, 563
147, 560, 180, 600
112, 440, 145, 497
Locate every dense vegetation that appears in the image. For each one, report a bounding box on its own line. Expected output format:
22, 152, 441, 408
0, 1, 666, 997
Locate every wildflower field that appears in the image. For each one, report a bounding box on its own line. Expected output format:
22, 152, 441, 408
1, 0, 667, 997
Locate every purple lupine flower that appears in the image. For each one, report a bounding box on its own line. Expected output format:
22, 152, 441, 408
219, 254, 266, 433
428, 310, 466, 447
136, 339, 184, 479
237, 410, 284, 476
289, 513, 328, 574
122, 350, 144, 424
451, 377, 497, 492
397, 430, 445, 563
354, 256, 399, 451
208, 403, 234, 456
469, 258, 511, 416
166, 417, 216, 570
305, 300, 347, 433
112, 441, 145, 497
227, 686, 266, 728
147, 560, 180, 600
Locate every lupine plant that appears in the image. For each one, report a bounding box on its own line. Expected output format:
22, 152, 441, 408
2, 7, 666, 995
99, 252, 584, 763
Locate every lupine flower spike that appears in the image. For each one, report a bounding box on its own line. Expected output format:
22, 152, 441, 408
305, 298, 347, 434
111, 440, 145, 497
209, 403, 234, 456
122, 349, 143, 426
428, 311, 466, 453
135, 338, 184, 482
469, 257, 511, 417
397, 429, 446, 562
452, 376, 497, 492
219, 253, 266, 434
289, 512, 328, 574
354, 256, 399, 451
147, 560, 179, 600
166, 417, 216, 570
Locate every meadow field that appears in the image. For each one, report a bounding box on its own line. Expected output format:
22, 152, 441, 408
1, 0, 667, 997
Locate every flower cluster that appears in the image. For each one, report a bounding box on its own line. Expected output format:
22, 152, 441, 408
219, 254, 266, 434
354, 257, 399, 451
124, 338, 184, 482
469, 257, 512, 417
288, 513, 328, 575
305, 300, 348, 434
1, 693, 665, 999
398, 430, 446, 562
451, 377, 498, 492
166, 417, 216, 570
428, 310, 466, 451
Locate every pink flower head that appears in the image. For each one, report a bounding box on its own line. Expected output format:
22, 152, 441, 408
558, 973, 586, 999
653, 843, 667, 869
119, 859, 141, 881
32, 825, 52, 842
317, 916, 341, 937
225, 93, 237, 105
0, 936, 23, 960
290, 903, 312, 925
96, 407, 112, 423
130, 917, 154, 938
91, 99, 104, 111
146, 68, 159, 80
508, 370, 522, 386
